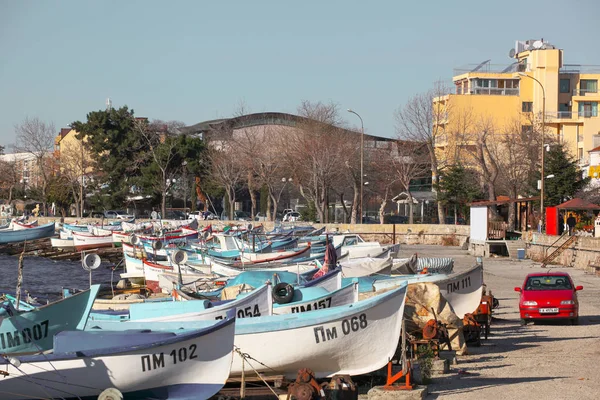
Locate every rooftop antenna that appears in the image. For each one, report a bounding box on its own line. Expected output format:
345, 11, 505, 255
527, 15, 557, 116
106, 98, 112, 111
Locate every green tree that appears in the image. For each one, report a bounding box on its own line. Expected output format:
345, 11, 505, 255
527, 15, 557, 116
543, 143, 589, 206
47, 175, 73, 218
436, 164, 483, 223
72, 106, 143, 208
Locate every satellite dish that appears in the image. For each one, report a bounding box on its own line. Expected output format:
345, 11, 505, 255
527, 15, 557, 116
247, 224, 253, 231
172, 250, 188, 265
130, 234, 139, 245
152, 240, 163, 251
526, 44, 533, 51
82, 253, 101, 271
508, 48, 516, 58
533, 40, 543, 49
202, 231, 209, 240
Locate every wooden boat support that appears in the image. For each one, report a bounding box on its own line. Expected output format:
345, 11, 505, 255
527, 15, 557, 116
0, 237, 124, 264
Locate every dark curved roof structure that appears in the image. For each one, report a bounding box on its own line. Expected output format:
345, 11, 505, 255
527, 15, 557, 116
180, 112, 393, 141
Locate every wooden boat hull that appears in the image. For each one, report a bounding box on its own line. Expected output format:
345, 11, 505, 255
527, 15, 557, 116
0, 314, 235, 400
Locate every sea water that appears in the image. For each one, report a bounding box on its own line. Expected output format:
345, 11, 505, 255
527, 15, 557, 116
0, 254, 116, 302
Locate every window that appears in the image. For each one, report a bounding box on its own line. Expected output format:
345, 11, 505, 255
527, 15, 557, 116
580, 79, 598, 94
560, 79, 570, 93
522, 102, 533, 112
578, 101, 598, 117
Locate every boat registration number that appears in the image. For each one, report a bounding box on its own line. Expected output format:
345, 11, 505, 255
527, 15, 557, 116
539, 308, 559, 314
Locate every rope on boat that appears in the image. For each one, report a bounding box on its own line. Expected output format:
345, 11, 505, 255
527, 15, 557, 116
234, 346, 280, 398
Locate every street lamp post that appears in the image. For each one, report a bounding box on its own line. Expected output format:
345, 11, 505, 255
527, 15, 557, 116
347, 109, 364, 224
518, 72, 546, 232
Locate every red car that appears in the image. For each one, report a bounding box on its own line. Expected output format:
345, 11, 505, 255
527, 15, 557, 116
515, 272, 583, 325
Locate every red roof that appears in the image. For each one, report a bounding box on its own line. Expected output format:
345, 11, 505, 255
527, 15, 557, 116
588, 145, 600, 153
555, 198, 600, 210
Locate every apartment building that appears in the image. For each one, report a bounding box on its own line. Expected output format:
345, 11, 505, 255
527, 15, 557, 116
434, 39, 600, 179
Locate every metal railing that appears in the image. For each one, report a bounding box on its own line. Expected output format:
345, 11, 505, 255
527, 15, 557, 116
573, 88, 599, 96
560, 64, 600, 74
545, 111, 577, 119
470, 87, 520, 96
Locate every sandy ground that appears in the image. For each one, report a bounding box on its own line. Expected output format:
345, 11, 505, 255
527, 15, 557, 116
396, 245, 600, 400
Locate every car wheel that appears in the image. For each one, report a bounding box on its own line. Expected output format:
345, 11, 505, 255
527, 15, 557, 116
520, 318, 528, 326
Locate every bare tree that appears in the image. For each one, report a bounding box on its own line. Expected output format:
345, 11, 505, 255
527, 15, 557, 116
286, 101, 347, 223
395, 82, 450, 224
14, 117, 56, 214
134, 119, 186, 216
207, 142, 244, 220
0, 158, 21, 206
389, 140, 431, 224
366, 144, 401, 223
57, 139, 90, 217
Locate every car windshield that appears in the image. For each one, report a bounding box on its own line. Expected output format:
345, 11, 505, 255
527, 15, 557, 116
525, 276, 572, 291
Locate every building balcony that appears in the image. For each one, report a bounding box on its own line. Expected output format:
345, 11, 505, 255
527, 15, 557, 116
572, 89, 600, 97
469, 87, 519, 96
560, 64, 600, 74
545, 111, 577, 121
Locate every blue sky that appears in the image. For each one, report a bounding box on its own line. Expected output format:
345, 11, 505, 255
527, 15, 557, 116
1, 0, 599, 149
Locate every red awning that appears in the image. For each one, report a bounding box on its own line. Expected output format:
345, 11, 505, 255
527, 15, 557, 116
555, 198, 600, 210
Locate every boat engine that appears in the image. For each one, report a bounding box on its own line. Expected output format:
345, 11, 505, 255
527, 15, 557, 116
288, 368, 324, 400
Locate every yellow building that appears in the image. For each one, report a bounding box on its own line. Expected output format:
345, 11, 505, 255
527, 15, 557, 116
435, 39, 600, 176
54, 128, 94, 181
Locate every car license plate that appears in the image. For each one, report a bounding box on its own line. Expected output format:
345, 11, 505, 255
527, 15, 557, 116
539, 308, 559, 314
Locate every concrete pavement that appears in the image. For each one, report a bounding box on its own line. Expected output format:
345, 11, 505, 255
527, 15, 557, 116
397, 245, 600, 400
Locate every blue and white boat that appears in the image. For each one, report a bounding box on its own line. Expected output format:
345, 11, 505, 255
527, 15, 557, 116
88, 283, 273, 323
0, 222, 55, 244
0, 285, 100, 353
86, 283, 407, 379
0, 310, 236, 400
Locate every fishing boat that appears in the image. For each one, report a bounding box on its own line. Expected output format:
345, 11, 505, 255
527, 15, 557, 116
372, 263, 483, 318
88, 284, 273, 323
331, 233, 400, 259
72, 231, 114, 251
0, 311, 236, 400
0, 222, 56, 245
273, 280, 358, 314
50, 237, 75, 251
209, 256, 317, 277
87, 282, 408, 379
0, 285, 100, 353
10, 219, 39, 230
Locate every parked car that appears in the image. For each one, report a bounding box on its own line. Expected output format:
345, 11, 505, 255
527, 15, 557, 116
282, 211, 301, 222
165, 210, 187, 220
104, 210, 134, 219
384, 215, 408, 224
254, 212, 268, 222
188, 211, 220, 221
515, 272, 583, 325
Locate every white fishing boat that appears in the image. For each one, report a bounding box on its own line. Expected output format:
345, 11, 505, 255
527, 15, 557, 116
88, 284, 273, 323
331, 233, 399, 259
338, 254, 393, 277
50, 237, 75, 251
372, 263, 483, 318
274, 280, 359, 314
0, 312, 236, 400
88, 283, 407, 379
210, 257, 317, 277
72, 231, 114, 251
